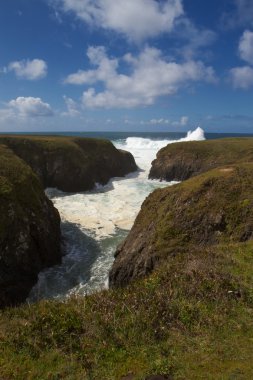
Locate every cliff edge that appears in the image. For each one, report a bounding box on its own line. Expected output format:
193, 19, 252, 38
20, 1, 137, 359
0, 136, 137, 192
0, 145, 61, 307
149, 138, 253, 181
0, 135, 137, 307
110, 163, 253, 286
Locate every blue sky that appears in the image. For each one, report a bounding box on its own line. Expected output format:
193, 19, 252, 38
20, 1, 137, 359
0, 0, 253, 133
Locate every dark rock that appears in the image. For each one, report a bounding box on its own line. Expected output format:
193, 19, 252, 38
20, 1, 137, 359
0, 145, 61, 308
0, 136, 137, 192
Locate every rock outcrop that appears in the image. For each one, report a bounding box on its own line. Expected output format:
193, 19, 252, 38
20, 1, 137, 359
0, 135, 137, 307
149, 138, 253, 181
110, 163, 253, 287
0, 136, 137, 192
0, 145, 61, 307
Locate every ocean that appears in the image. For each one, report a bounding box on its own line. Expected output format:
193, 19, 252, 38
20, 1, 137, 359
26, 128, 253, 301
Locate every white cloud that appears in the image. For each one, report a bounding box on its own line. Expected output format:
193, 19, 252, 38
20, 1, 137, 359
8, 97, 54, 117
65, 46, 216, 109
239, 30, 253, 64
52, 0, 183, 41
8, 59, 47, 80
64, 46, 118, 85
229, 66, 253, 89
0, 108, 14, 122
180, 115, 189, 126
62, 95, 80, 116
171, 115, 189, 126
149, 118, 170, 125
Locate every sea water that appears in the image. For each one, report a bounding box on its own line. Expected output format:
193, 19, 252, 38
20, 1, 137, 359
28, 127, 206, 301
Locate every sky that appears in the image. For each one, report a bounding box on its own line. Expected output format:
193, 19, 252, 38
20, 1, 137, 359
0, 0, 253, 133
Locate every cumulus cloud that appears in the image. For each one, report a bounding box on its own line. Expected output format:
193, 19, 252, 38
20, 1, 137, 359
229, 30, 253, 89
65, 46, 216, 108
239, 30, 253, 64
62, 95, 80, 116
8, 59, 47, 80
229, 66, 253, 89
52, 0, 183, 41
8, 97, 54, 117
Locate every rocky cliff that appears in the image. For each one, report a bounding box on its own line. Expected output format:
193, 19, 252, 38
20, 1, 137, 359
110, 163, 253, 286
0, 135, 136, 307
0, 136, 137, 192
0, 145, 61, 307
149, 138, 253, 181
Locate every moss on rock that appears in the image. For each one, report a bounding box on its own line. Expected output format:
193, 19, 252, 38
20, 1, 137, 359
0, 136, 137, 192
110, 163, 253, 287
0, 145, 61, 307
149, 137, 253, 181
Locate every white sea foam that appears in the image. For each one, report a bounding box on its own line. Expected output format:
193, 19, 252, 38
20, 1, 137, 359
28, 127, 205, 301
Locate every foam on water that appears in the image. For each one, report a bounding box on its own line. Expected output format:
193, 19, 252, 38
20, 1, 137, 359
28, 127, 205, 301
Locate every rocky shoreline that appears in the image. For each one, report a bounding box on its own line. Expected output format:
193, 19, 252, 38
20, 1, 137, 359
110, 138, 253, 286
0, 136, 137, 307
0, 137, 253, 378
149, 138, 253, 181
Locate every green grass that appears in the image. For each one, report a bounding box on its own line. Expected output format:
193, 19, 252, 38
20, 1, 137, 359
1, 138, 253, 378
0, 242, 253, 379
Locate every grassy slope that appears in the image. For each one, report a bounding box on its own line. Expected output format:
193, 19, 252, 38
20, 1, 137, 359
0, 135, 137, 192
0, 242, 252, 379
149, 138, 253, 181
0, 143, 49, 239
1, 159, 253, 378
109, 163, 253, 287
157, 138, 253, 163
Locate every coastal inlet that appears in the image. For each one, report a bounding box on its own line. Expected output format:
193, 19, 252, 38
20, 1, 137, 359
28, 128, 205, 301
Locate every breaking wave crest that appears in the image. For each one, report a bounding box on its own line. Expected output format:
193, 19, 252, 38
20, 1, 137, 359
121, 127, 205, 152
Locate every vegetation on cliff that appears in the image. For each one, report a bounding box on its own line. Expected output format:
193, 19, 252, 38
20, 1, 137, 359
1, 138, 253, 378
0, 241, 252, 379
0, 136, 137, 192
0, 144, 61, 307
0, 135, 137, 307
149, 137, 253, 181
110, 164, 253, 286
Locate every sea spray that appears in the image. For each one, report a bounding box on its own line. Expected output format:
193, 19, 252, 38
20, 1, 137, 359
28, 127, 205, 301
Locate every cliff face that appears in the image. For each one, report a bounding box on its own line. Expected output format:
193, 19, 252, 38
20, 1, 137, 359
149, 138, 253, 181
0, 136, 137, 192
0, 135, 137, 307
0, 145, 61, 307
110, 164, 253, 287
